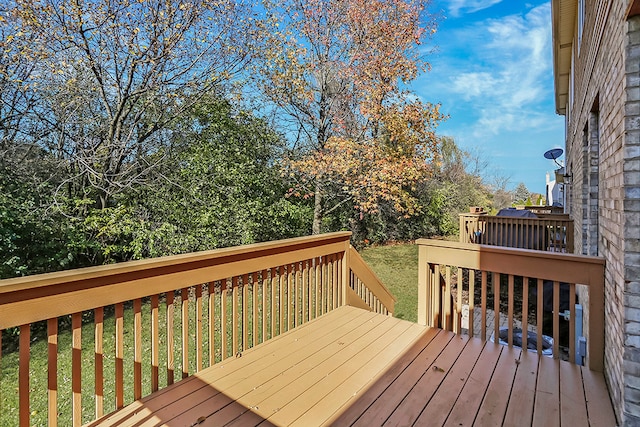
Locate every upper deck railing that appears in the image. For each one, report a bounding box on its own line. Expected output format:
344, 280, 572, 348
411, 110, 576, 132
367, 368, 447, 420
459, 212, 574, 253
0, 232, 394, 427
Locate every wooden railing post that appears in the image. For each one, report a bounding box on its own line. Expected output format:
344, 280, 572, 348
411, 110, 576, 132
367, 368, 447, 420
418, 243, 428, 326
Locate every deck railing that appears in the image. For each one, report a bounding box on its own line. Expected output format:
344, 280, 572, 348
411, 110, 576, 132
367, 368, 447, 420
459, 212, 574, 253
417, 239, 605, 371
0, 232, 394, 427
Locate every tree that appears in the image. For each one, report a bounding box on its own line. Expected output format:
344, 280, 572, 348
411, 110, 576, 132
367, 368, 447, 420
513, 182, 531, 205
14, 0, 255, 210
255, 0, 442, 234
82, 96, 313, 262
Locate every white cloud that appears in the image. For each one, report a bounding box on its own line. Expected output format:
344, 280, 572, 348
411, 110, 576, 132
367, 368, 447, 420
447, 0, 504, 17
445, 3, 554, 137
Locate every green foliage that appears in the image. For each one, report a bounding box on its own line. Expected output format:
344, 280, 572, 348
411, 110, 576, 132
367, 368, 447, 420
0, 175, 92, 278
513, 182, 531, 205
75, 97, 313, 263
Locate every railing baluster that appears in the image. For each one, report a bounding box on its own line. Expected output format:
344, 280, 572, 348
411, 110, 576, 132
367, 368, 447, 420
444, 266, 452, 331
456, 269, 463, 334
221, 280, 228, 360
303, 261, 310, 323
94, 308, 104, 418
72, 312, 81, 427
493, 272, 500, 343
315, 258, 321, 318
434, 264, 441, 329
536, 279, 543, 355
569, 283, 576, 364
115, 302, 125, 406
151, 295, 159, 392
196, 285, 203, 372
242, 274, 249, 352
324, 257, 330, 314
508, 275, 514, 347
286, 264, 292, 330
279, 266, 286, 332
262, 270, 269, 344
271, 268, 277, 338
331, 254, 340, 309
469, 270, 475, 337
553, 280, 560, 359
253, 273, 258, 348
48, 318, 58, 427
20, 324, 30, 427
481, 271, 487, 341
209, 284, 216, 366
166, 293, 175, 385
232, 277, 239, 356
294, 263, 300, 326
134, 299, 142, 399
181, 288, 189, 379
522, 278, 529, 351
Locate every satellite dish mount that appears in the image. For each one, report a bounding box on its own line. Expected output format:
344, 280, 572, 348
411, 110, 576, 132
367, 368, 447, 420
543, 148, 571, 184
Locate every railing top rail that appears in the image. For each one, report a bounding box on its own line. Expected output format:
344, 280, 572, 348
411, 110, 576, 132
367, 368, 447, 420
348, 247, 396, 311
459, 213, 572, 221
416, 238, 604, 285
0, 232, 352, 293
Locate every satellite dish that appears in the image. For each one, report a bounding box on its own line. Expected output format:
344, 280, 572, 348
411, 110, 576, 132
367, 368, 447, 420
544, 148, 564, 167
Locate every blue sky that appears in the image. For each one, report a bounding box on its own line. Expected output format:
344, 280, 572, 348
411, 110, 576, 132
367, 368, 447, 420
418, 0, 564, 194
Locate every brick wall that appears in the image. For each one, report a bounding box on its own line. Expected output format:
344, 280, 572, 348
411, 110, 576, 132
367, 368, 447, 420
623, 12, 640, 423
565, 0, 631, 422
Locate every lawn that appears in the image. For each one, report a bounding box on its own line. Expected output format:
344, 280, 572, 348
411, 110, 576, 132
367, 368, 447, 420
360, 243, 419, 322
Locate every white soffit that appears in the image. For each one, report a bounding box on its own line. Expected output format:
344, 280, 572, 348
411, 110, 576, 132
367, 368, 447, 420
552, 0, 577, 115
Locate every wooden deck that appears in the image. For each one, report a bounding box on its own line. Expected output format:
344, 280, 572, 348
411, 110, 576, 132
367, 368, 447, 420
89, 306, 616, 427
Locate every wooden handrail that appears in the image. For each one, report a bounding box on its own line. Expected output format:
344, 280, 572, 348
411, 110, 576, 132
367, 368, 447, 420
0, 232, 399, 426
417, 239, 605, 371
347, 247, 396, 315
0, 232, 351, 330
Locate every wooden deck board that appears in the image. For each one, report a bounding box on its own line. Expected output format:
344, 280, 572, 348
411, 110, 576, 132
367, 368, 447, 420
90, 306, 616, 427
332, 327, 442, 425
239, 318, 412, 424
381, 333, 470, 426
444, 342, 503, 426
503, 351, 539, 426
559, 361, 589, 427
532, 355, 560, 427
582, 365, 617, 426
412, 337, 486, 426
474, 346, 521, 426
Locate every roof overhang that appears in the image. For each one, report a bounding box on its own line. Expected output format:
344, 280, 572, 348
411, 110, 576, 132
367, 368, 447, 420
552, 0, 577, 115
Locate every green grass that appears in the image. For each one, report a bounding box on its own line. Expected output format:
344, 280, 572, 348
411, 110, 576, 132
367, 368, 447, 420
360, 243, 419, 323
